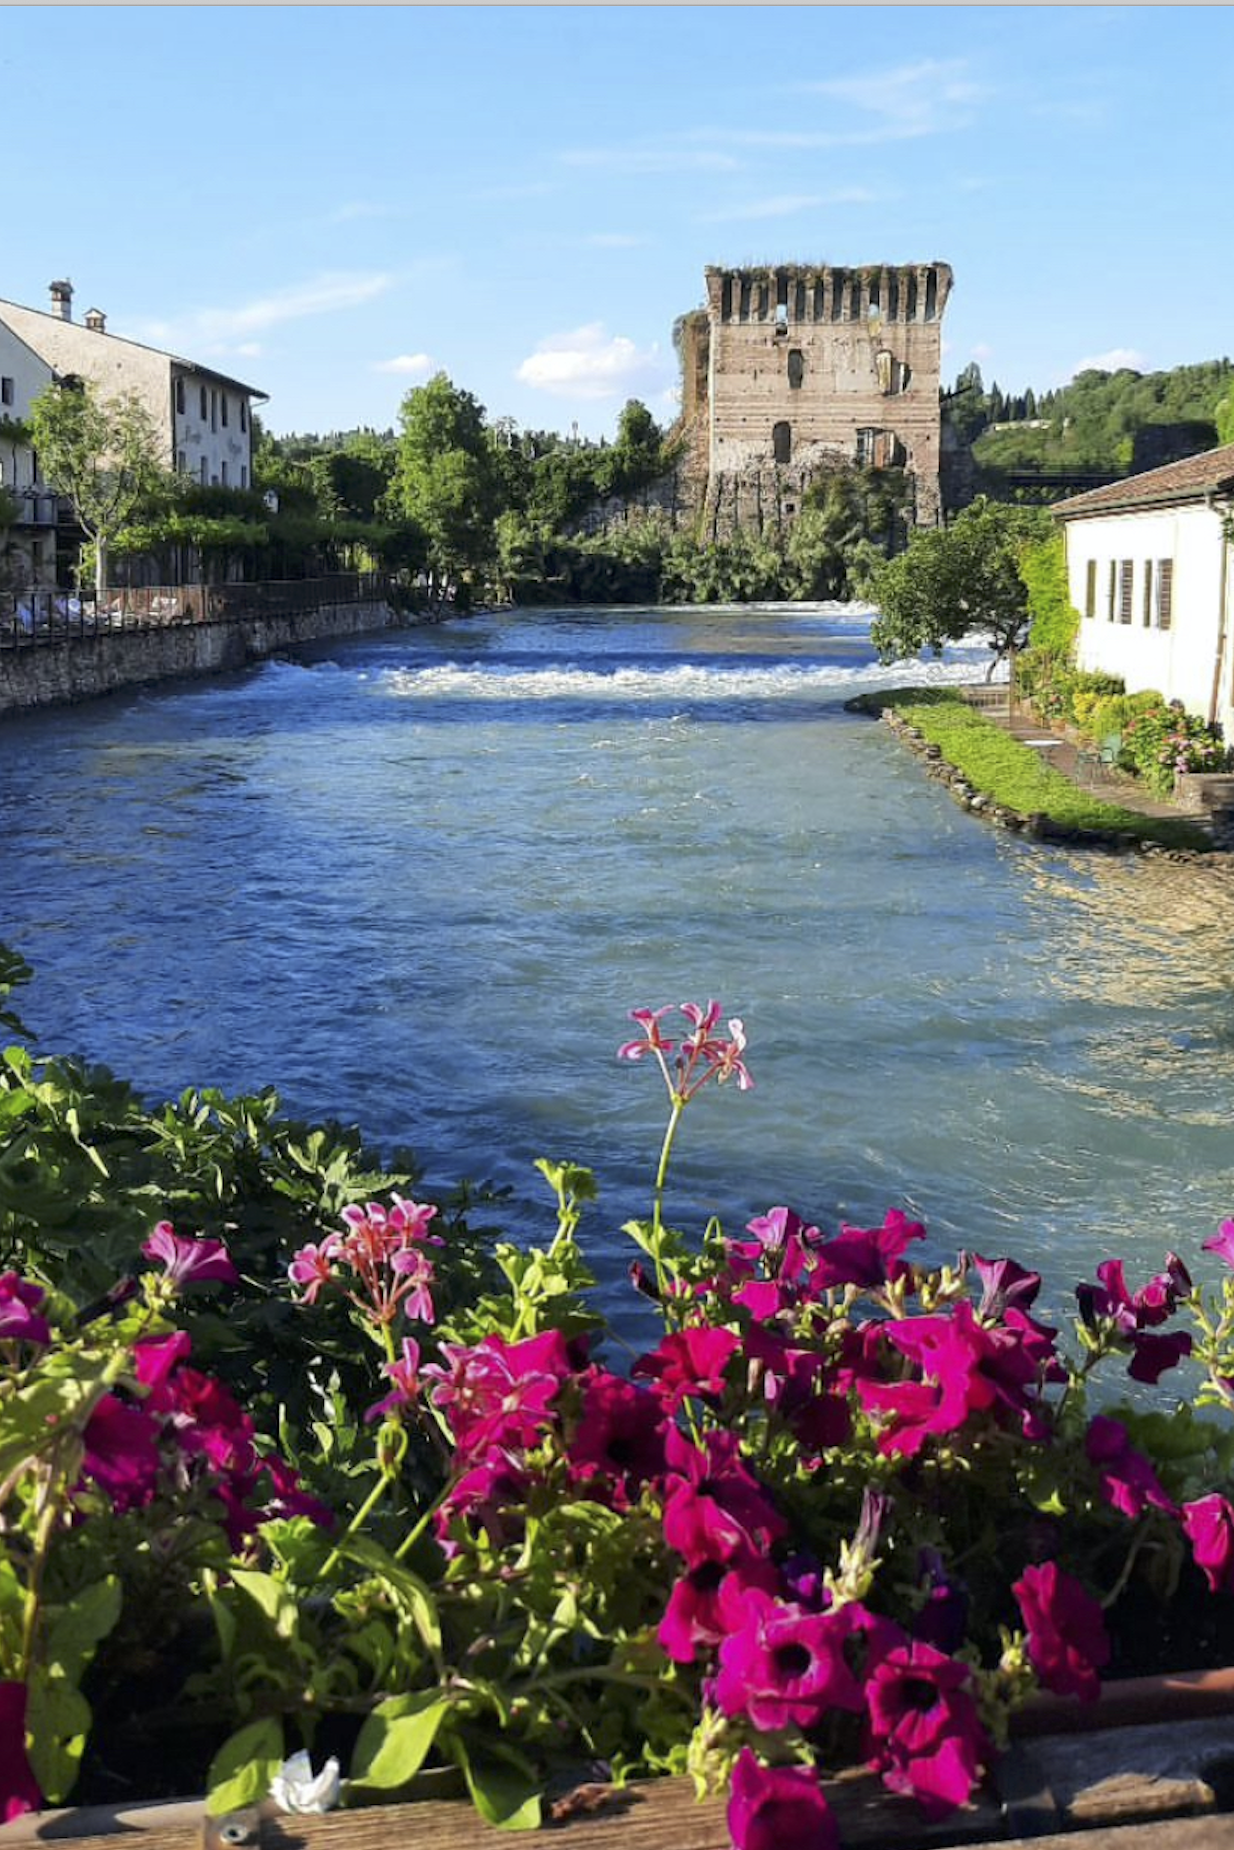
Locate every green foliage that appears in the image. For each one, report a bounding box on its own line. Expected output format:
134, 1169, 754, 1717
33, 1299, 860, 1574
1019, 532, 1079, 659
869, 499, 1051, 672
1120, 700, 1234, 795
391, 374, 502, 598
877, 690, 1211, 848
28, 381, 171, 593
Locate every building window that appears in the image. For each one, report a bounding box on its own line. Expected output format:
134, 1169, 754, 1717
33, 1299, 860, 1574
240, 464, 248, 489
772, 421, 792, 465
240, 401, 248, 434
200, 457, 209, 486
1118, 559, 1134, 624
175, 378, 185, 415
0, 377, 13, 406
1084, 560, 1097, 618
1106, 561, 1117, 621
1142, 561, 1153, 626
221, 395, 229, 428
210, 391, 218, 433
1156, 558, 1174, 630
220, 460, 228, 486
176, 450, 187, 474
200, 386, 208, 420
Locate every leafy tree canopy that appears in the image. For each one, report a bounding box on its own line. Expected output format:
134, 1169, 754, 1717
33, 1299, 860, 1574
869, 498, 1051, 675
28, 381, 170, 594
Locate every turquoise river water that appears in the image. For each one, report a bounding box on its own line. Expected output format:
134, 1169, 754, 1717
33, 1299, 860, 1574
2, 602, 1233, 1345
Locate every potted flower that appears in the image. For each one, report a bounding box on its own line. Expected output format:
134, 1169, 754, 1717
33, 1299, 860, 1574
4, 1001, 1234, 1850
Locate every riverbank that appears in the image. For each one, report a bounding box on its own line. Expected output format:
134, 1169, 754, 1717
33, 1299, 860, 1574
0, 596, 402, 719
850, 686, 1218, 857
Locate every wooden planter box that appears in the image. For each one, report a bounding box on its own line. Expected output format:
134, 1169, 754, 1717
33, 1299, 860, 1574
7, 1687, 1234, 1850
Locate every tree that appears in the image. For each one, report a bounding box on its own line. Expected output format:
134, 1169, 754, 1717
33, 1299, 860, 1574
1216, 387, 1234, 448
390, 373, 501, 606
869, 498, 1051, 677
28, 381, 167, 596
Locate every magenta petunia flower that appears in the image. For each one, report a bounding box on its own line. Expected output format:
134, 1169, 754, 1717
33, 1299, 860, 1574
567, 1371, 668, 1504
965, 1253, 1042, 1321
1182, 1494, 1234, 1594
81, 1394, 162, 1513
1012, 1561, 1110, 1702
728, 1749, 838, 1850
0, 1682, 42, 1823
658, 1557, 779, 1664
633, 1325, 738, 1411
434, 1446, 531, 1557
1086, 1414, 1178, 1520
0, 1274, 50, 1347
660, 1425, 786, 1567
141, 1221, 238, 1288
864, 1638, 991, 1817
713, 1588, 866, 1731
806, 1209, 925, 1292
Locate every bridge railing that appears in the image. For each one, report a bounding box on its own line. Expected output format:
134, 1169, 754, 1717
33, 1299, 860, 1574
0, 574, 394, 650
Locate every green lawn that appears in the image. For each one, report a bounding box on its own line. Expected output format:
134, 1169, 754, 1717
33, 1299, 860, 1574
875, 689, 1212, 852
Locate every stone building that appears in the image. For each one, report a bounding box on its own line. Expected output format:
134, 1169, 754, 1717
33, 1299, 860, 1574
675, 261, 952, 540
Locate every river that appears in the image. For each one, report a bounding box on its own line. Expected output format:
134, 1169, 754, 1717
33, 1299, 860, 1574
2, 602, 1233, 1343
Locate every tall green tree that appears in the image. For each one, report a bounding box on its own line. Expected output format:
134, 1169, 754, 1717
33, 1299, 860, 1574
390, 373, 501, 606
869, 498, 1051, 677
28, 381, 167, 596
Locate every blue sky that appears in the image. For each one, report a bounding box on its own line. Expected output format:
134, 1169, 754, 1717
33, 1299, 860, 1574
3, 5, 1230, 443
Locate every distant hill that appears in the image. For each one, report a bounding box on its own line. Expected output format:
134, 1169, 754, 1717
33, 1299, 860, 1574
944, 358, 1234, 496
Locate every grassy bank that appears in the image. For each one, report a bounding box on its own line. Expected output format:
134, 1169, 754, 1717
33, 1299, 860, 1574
870, 688, 1213, 852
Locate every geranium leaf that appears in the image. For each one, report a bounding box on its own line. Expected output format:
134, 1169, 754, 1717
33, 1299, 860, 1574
349, 1691, 449, 1793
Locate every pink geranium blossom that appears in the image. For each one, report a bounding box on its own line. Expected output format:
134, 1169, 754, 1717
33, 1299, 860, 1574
1203, 1221, 1234, 1268
366, 1337, 423, 1423
142, 1222, 239, 1288
728, 1749, 838, 1850
424, 1330, 574, 1458
1013, 1561, 1110, 1702
618, 1000, 752, 1100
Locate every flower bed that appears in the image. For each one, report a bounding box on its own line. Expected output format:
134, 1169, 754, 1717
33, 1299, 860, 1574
4, 990, 1234, 1850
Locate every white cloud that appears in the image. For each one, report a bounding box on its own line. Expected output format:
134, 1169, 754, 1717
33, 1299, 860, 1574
138, 271, 394, 347
1071, 348, 1147, 377
697, 188, 877, 224
516, 323, 671, 402
374, 353, 434, 378
792, 58, 987, 145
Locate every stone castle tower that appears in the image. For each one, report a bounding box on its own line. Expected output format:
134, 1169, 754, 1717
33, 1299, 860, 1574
675, 261, 952, 538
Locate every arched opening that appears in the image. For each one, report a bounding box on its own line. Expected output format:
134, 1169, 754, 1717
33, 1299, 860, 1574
772, 421, 792, 465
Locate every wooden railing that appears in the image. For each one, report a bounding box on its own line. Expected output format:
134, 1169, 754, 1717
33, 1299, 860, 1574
0, 575, 395, 649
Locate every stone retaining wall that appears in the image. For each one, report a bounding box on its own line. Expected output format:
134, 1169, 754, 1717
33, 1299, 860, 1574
0, 601, 398, 720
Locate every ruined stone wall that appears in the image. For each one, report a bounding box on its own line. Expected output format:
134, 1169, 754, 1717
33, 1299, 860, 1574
678, 262, 951, 537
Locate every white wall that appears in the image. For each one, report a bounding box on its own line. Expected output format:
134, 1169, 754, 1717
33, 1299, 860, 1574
1067, 502, 1234, 734
172, 372, 254, 489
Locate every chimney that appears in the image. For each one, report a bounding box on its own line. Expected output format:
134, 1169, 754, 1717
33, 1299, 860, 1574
49, 280, 73, 321
84, 308, 107, 334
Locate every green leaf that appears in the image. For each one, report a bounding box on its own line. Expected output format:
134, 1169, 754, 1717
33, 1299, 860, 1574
43, 1577, 122, 1689
348, 1691, 449, 1794
332, 1536, 441, 1652
228, 1568, 300, 1640
206, 1717, 285, 1814
25, 1674, 91, 1802
446, 1730, 542, 1831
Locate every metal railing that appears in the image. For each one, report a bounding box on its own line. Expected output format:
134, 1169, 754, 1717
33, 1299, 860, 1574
0, 574, 394, 649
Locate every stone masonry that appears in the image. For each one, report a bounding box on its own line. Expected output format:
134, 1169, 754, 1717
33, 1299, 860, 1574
674, 261, 952, 542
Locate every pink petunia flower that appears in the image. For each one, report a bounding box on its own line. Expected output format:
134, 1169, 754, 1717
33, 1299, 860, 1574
81, 1395, 162, 1513
142, 1222, 239, 1288
1085, 1414, 1178, 1520
660, 1425, 786, 1567
728, 1749, 838, 1850
805, 1209, 926, 1293
1203, 1221, 1234, 1269
1013, 1561, 1110, 1703
0, 1274, 50, 1347
567, 1371, 668, 1505
713, 1588, 866, 1731
658, 1557, 780, 1664
864, 1637, 991, 1818
633, 1325, 739, 1411
1182, 1494, 1234, 1594
0, 1682, 42, 1823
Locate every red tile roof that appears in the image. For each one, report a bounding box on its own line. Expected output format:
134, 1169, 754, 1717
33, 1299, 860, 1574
1052, 444, 1234, 519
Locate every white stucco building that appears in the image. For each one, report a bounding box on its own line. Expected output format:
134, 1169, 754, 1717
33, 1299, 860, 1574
0, 280, 268, 588
1054, 444, 1234, 737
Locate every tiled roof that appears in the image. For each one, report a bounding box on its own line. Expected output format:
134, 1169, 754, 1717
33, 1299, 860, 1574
1052, 444, 1234, 518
